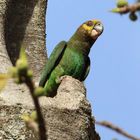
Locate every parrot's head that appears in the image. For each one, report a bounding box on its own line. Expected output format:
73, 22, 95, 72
78, 19, 104, 41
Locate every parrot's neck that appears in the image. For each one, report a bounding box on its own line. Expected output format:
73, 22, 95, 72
69, 31, 96, 56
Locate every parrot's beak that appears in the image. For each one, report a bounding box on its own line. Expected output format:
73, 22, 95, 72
91, 23, 104, 39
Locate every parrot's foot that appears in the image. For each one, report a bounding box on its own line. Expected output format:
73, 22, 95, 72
55, 76, 67, 84
55, 76, 63, 84
60, 75, 68, 81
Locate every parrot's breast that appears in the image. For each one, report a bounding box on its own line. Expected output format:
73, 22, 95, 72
60, 47, 87, 80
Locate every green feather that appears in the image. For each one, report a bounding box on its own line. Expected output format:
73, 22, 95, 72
39, 41, 67, 87
81, 56, 90, 81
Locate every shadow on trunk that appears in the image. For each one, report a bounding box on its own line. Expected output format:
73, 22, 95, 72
4, 0, 38, 65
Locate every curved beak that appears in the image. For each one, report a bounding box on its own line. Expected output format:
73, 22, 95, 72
91, 23, 104, 39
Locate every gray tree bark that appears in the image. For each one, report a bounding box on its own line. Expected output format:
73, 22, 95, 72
0, 0, 100, 140
3, 0, 47, 80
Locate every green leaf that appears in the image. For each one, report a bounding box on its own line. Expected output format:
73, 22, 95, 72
117, 0, 128, 8
19, 47, 27, 62
21, 113, 31, 122
30, 111, 37, 121
34, 87, 45, 96
21, 112, 38, 131
110, 8, 121, 13
16, 47, 28, 71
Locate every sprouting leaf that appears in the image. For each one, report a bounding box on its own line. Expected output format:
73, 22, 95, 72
21, 112, 38, 132
30, 111, 37, 121
34, 87, 45, 97
19, 47, 27, 63
110, 8, 121, 13
0, 74, 9, 92
16, 47, 28, 71
21, 113, 31, 122
117, 0, 128, 8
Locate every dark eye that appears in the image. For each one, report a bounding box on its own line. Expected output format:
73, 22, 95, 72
87, 21, 93, 26
96, 23, 101, 26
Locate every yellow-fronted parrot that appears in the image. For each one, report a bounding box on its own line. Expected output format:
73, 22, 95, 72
39, 19, 104, 97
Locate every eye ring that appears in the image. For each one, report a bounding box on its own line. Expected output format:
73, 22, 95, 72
87, 21, 93, 26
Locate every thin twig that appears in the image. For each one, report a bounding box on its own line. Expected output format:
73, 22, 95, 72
96, 121, 140, 140
25, 77, 47, 140
113, 3, 140, 14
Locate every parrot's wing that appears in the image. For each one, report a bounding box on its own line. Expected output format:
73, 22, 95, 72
39, 41, 67, 87
81, 56, 90, 81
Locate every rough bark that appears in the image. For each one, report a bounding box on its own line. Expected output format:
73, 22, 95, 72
0, 1, 100, 140
0, 76, 100, 140
1, 0, 47, 80
0, 0, 12, 73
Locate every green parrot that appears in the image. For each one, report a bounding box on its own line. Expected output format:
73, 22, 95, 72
39, 19, 104, 97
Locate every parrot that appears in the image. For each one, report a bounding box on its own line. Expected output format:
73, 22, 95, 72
39, 19, 104, 97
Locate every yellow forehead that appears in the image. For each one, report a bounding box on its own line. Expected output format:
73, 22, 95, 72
82, 20, 99, 31
92, 20, 99, 24
82, 24, 93, 31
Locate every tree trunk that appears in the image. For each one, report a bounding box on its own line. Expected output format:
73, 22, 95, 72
3, 0, 47, 80
0, 1, 100, 139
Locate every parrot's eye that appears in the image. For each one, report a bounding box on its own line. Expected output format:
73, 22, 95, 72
87, 21, 93, 26
96, 23, 101, 26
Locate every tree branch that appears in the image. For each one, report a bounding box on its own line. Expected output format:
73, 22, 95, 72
112, 2, 140, 14
25, 77, 47, 140
96, 121, 140, 140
